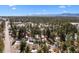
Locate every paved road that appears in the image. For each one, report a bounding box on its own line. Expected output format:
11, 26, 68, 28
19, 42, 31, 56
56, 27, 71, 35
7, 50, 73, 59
3, 21, 11, 53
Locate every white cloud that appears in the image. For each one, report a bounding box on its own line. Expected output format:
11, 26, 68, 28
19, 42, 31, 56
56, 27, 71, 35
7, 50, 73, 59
63, 10, 67, 13
62, 10, 68, 13
59, 6, 66, 8
27, 13, 33, 16
9, 5, 15, 7
12, 7, 16, 10
8, 5, 16, 10
42, 9, 46, 12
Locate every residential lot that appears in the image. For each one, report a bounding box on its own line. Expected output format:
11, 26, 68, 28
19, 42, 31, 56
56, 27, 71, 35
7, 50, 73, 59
1, 16, 79, 53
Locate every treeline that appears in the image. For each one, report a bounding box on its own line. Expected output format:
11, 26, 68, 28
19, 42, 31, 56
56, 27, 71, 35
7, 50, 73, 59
1, 16, 79, 23
0, 21, 5, 53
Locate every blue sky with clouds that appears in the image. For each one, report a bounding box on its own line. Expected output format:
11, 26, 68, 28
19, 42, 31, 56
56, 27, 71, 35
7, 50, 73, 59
0, 5, 79, 16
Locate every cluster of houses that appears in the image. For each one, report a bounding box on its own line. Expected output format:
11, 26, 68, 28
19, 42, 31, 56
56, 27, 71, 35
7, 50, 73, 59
9, 21, 79, 53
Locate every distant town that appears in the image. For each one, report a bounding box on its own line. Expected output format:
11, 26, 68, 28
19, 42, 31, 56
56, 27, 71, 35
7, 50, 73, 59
0, 16, 79, 53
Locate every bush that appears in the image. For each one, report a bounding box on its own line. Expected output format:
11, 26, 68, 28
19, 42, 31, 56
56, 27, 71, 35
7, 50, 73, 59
0, 38, 4, 53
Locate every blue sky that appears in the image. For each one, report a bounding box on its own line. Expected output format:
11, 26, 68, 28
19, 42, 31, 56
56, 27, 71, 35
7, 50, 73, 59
0, 5, 79, 16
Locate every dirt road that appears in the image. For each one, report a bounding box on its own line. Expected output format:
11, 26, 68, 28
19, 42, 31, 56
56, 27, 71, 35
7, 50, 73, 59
3, 21, 11, 53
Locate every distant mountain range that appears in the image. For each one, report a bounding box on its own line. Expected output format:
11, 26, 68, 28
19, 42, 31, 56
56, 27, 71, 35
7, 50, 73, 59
60, 13, 79, 16
0, 13, 79, 17
30, 13, 79, 17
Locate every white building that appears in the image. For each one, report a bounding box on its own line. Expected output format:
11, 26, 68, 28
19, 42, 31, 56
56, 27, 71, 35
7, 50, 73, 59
31, 49, 37, 53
